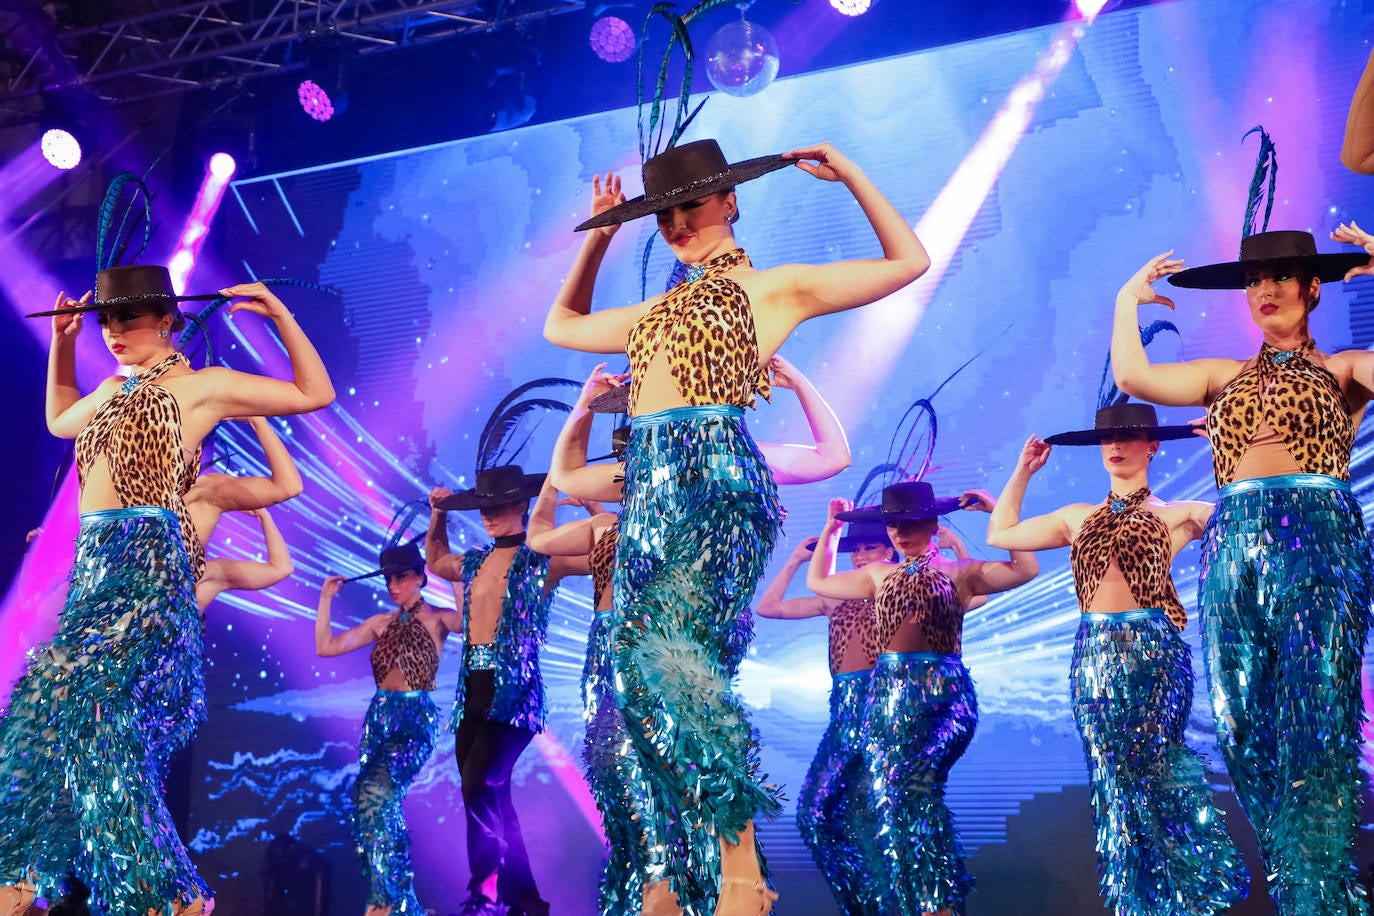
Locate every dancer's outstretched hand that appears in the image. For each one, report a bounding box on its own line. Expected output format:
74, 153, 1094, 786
429, 486, 453, 509
1333, 221, 1374, 280
50, 290, 89, 340
960, 490, 996, 513
321, 574, 347, 599
1120, 251, 1183, 310
825, 497, 853, 527
590, 172, 625, 239
1015, 435, 1053, 477
223, 282, 290, 321
785, 142, 855, 183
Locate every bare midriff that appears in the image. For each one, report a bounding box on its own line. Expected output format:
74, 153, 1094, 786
1083, 564, 1145, 615
1230, 421, 1303, 481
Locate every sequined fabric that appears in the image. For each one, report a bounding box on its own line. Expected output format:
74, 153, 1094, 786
74, 351, 205, 577
451, 545, 552, 733
625, 248, 770, 414
1199, 474, 1371, 915
350, 689, 439, 914
0, 507, 210, 915
370, 608, 439, 691
1070, 488, 1188, 630
612, 404, 783, 915
796, 672, 878, 916
1070, 609, 1248, 915
1205, 342, 1353, 486
861, 652, 976, 915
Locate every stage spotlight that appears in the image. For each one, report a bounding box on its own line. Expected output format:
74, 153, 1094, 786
589, 15, 636, 62
830, 0, 875, 15
297, 79, 335, 122
1072, 0, 1117, 23
40, 128, 81, 169
208, 152, 237, 179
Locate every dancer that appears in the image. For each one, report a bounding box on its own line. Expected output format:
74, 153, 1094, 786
196, 508, 294, 609
185, 416, 303, 546
545, 137, 929, 915
984, 405, 1248, 915
426, 466, 589, 916
1112, 223, 1374, 912
531, 355, 850, 915
317, 539, 461, 916
0, 266, 332, 916
808, 482, 1037, 916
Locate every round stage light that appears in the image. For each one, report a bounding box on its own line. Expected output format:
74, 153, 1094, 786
830, 0, 874, 14
297, 80, 335, 123
40, 128, 82, 169
208, 152, 237, 179
704, 12, 780, 98
589, 15, 636, 63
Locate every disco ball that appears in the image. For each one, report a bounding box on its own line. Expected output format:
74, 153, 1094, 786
589, 15, 636, 63
704, 14, 780, 98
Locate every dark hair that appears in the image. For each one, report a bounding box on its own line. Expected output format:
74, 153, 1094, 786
97, 300, 186, 333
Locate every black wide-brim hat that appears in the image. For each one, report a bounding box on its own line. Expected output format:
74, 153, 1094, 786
347, 537, 426, 582
438, 464, 546, 511
26, 265, 223, 318
835, 481, 963, 525
1045, 402, 1198, 446
805, 519, 895, 553
575, 139, 792, 231
1167, 230, 1368, 291
587, 385, 630, 415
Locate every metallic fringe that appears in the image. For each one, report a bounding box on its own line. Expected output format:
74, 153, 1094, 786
862, 653, 976, 916
1199, 477, 1372, 915
583, 611, 658, 916
350, 689, 439, 914
0, 507, 210, 915
612, 405, 783, 915
796, 672, 878, 916
1070, 610, 1248, 915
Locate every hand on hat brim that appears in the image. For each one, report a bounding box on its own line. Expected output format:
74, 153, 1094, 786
1332, 221, 1374, 280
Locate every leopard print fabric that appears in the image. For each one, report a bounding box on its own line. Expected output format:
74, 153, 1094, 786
1205, 341, 1353, 486
1070, 487, 1187, 631
74, 350, 204, 577
827, 598, 879, 675
589, 517, 620, 610
875, 554, 964, 655
370, 605, 439, 691
626, 247, 771, 414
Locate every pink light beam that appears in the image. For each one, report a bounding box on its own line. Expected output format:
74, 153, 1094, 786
169, 153, 237, 294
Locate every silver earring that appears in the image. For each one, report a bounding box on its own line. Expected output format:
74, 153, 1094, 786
1147, 451, 1155, 458
158, 330, 168, 338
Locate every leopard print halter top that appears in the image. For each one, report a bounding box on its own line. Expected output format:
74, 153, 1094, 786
626, 248, 771, 414
827, 598, 878, 675
1205, 341, 1353, 486
1070, 487, 1186, 630
875, 551, 964, 655
589, 517, 620, 611
370, 603, 439, 690
75, 350, 204, 576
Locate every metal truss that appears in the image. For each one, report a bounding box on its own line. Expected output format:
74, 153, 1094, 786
0, 0, 585, 126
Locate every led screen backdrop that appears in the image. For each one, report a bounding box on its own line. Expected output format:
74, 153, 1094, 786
6, 1, 1374, 913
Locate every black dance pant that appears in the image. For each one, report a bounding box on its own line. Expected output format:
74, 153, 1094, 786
455, 670, 547, 915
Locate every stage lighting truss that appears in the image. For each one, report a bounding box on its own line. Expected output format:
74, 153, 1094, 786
0, 0, 586, 129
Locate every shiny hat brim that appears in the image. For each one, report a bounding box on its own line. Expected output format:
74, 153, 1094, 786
574, 154, 793, 231
587, 386, 630, 415
834, 497, 964, 524
1044, 424, 1200, 446
1167, 253, 1368, 290
436, 473, 546, 511
26, 291, 223, 318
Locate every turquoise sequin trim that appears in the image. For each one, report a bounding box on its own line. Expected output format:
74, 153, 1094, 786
464, 643, 497, 671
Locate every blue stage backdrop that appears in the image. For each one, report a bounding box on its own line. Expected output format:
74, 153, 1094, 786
6, 0, 1373, 913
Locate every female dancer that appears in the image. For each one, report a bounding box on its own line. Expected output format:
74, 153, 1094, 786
318, 540, 462, 916
185, 415, 303, 544
0, 267, 332, 916
196, 507, 294, 610
529, 354, 850, 915
807, 482, 1037, 916
983, 406, 1248, 915
544, 137, 928, 915
1112, 225, 1374, 913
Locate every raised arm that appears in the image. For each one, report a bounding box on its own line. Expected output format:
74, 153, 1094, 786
188, 417, 305, 514
196, 508, 295, 609
772, 143, 930, 323
196, 283, 335, 419
425, 487, 463, 582
956, 490, 1039, 597
757, 354, 850, 485
527, 477, 614, 557
1112, 253, 1226, 407
544, 173, 650, 353
548, 363, 628, 503
45, 292, 117, 439
985, 436, 1073, 551
756, 537, 833, 619
315, 576, 384, 657
808, 498, 879, 601
1342, 48, 1374, 175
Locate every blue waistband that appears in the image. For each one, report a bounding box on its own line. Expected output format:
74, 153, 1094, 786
1218, 473, 1350, 498
631, 404, 744, 429
376, 688, 430, 698
465, 643, 497, 671
1081, 608, 1168, 624
877, 651, 960, 665
833, 668, 871, 682
80, 506, 178, 524
593, 609, 613, 620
